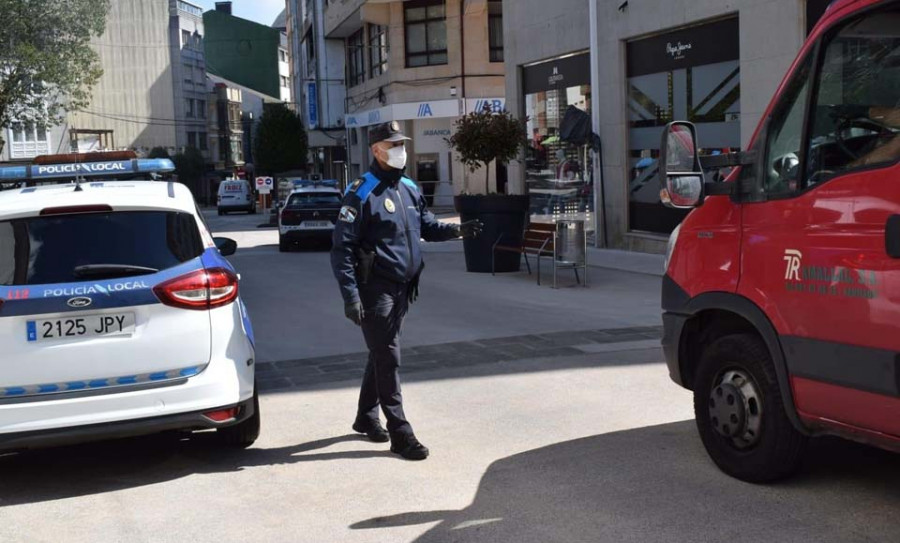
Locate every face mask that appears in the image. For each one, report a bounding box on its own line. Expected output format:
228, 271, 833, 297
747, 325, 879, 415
383, 145, 407, 170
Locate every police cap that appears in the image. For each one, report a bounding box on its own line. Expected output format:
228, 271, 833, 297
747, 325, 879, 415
368, 121, 411, 145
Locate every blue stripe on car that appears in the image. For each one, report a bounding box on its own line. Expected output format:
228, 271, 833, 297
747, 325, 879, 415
1, 365, 209, 399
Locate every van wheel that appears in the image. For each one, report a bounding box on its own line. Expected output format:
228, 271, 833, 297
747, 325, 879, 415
218, 209, 224, 216
279, 236, 290, 252
694, 333, 806, 483
217, 385, 260, 448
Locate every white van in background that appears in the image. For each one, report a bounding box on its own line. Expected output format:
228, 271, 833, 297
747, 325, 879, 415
217, 179, 257, 215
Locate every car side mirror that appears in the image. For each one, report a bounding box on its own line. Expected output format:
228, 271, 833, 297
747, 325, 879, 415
659, 121, 704, 209
214, 237, 238, 256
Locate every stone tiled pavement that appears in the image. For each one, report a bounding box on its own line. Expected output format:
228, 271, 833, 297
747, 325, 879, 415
256, 325, 663, 392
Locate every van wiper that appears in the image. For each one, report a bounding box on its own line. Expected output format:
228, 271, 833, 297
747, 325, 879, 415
73, 264, 159, 279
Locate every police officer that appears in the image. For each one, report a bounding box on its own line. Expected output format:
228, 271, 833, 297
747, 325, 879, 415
331, 121, 482, 461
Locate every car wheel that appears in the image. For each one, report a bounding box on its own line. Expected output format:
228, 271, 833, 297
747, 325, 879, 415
216, 385, 260, 448
279, 236, 290, 252
218, 209, 224, 216
694, 333, 807, 483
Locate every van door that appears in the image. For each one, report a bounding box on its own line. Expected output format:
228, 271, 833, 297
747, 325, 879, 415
739, 7, 900, 436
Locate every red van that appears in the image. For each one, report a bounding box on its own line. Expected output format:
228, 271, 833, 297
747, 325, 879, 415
660, 0, 900, 482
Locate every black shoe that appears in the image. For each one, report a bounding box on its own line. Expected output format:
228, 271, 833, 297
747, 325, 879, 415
390, 434, 429, 461
352, 419, 390, 443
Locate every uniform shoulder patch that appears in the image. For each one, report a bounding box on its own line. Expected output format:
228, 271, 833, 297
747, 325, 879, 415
345, 178, 364, 196
400, 177, 419, 192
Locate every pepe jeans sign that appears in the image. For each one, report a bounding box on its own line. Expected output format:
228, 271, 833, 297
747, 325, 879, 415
626, 18, 739, 77
666, 41, 693, 60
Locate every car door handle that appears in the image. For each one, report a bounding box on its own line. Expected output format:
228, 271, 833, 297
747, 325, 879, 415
887, 215, 900, 258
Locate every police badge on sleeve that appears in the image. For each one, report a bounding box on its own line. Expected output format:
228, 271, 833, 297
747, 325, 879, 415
339, 205, 358, 223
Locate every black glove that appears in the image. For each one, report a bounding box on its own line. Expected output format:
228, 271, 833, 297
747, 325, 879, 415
455, 220, 484, 239
344, 301, 364, 326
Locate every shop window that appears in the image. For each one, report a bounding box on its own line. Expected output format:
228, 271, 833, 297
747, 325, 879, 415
523, 53, 594, 228
404, 0, 447, 68
488, 1, 503, 63
347, 29, 365, 87
626, 18, 741, 235
369, 24, 388, 78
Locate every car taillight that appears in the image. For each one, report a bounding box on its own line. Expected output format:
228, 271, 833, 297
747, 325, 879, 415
153, 268, 239, 310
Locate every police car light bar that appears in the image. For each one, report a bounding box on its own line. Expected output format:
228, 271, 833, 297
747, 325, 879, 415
0, 158, 175, 182
294, 179, 338, 188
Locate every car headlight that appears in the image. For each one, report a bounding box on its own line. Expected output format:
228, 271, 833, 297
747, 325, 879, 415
664, 223, 682, 272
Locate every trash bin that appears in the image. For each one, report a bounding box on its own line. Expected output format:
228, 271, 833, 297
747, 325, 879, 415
554, 220, 587, 288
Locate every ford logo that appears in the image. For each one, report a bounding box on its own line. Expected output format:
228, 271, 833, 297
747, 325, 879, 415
67, 297, 93, 308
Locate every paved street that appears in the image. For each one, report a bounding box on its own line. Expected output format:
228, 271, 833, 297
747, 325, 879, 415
1, 213, 898, 542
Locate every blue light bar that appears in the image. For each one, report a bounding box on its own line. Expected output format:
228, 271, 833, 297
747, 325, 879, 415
293, 179, 338, 188
0, 159, 175, 181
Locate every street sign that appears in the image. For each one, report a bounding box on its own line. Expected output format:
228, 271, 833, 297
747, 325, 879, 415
256, 176, 273, 195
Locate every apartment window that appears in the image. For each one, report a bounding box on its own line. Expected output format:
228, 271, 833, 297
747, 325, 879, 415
185, 98, 195, 118
279, 49, 288, 63
8, 123, 50, 159
347, 28, 365, 87
187, 131, 197, 148
280, 75, 290, 88
182, 29, 192, 49
198, 99, 206, 119
488, 1, 503, 63
199, 132, 208, 151
183, 63, 193, 84
368, 24, 388, 77
404, 0, 447, 67
305, 29, 315, 75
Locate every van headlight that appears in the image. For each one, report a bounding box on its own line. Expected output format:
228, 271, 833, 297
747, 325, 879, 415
664, 223, 682, 272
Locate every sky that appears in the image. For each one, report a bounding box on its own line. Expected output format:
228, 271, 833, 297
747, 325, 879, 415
194, 0, 286, 27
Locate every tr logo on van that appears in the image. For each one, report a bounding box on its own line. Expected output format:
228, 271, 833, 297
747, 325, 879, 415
67, 297, 93, 309
783, 249, 803, 281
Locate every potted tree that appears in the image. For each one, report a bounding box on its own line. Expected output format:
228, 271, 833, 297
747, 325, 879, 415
448, 108, 528, 273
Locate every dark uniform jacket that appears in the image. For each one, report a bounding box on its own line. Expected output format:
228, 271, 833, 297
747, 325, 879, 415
331, 162, 457, 305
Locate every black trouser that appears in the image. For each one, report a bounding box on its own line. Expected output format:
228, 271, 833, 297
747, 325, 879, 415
357, 275, 412, 437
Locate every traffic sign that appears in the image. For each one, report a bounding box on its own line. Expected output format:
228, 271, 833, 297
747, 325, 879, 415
256, 176, 273, 195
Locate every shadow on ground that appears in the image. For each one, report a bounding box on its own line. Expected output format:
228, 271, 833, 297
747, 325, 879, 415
352, 421, 900, 543
0, 432, 391, 507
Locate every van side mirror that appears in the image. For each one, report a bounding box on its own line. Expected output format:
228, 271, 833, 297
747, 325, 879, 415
214, 237, 238, 256
659, 122, 704, 209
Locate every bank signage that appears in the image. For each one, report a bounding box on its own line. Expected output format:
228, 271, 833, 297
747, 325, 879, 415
626, 17, 739, 77
523, 52, 591, 95
346, 101, 460, 127
465, 98, 506, 114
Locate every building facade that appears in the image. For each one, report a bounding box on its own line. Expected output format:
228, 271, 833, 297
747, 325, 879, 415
504, 0, 831, 252
204, 2, 293, 105
286, 0, 348, 181
65, 0, 180, 154
169, 0, 209, 156
325, 0, 506, 206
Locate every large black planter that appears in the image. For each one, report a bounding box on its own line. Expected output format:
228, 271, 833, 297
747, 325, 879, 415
455, 194, 530, 273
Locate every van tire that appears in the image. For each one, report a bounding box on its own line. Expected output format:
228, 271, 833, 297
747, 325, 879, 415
279, 236, 290, 252
217, 385, 260, 448
218, 209, 224, 216
694, 333, 807, 483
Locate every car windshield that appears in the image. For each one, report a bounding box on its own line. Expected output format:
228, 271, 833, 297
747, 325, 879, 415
0, 211, 203, 286
286, 193, 341, 207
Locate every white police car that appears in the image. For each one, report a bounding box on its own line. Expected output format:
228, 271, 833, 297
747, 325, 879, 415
278, 179, 342, 252
0, 158, 259, 452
